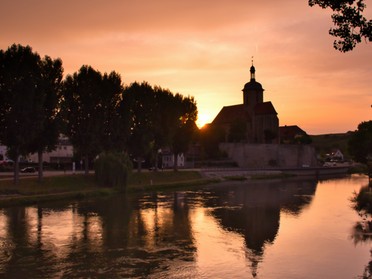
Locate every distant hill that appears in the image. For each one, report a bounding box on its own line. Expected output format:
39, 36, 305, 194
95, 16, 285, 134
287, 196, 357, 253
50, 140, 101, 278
310, 132, 352, 159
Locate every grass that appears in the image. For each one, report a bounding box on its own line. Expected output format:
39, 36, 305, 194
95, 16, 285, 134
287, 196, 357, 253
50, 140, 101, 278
0, 170, 219, 207
223, 175, 248, 181
251, 173, 296, 180
0, 175, 97, 194
0, 169, 307, 207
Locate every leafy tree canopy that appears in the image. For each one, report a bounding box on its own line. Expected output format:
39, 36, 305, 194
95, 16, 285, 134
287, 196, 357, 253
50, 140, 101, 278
62, 65, 125, 174
309, 0, 372, 51
123, 82, 156, 171
123, 82, 198, 171
348, 120, 372, 164
0, 44, 59, 183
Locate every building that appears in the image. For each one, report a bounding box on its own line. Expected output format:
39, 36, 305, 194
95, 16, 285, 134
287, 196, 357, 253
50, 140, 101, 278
161, 148, 185, 168
327, 149, 344, 162
208, 64, 316, 168
1, 135, 73, 164
211, 64, 279, 143
28, 135, 73, 163
0, 144, 7, 161
279, 125, 308, 144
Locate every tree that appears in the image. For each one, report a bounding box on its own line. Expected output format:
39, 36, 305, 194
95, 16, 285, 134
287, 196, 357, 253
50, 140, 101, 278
152, 87, 187, 170
348, 120, 372, 164
122, 82, 156, 172
122, 82, 198, 172
98, 71, 127, 152
309, 0, 372, 51
171, 95, 198, 171
94, 151, 132, 191
62, 66, 125, 174
0, 44, 45, 184
28, 56, 63, 182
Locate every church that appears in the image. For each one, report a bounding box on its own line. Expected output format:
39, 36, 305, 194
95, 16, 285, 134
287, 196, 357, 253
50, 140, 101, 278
208, 64, 317, 169
211, 64, 279, 143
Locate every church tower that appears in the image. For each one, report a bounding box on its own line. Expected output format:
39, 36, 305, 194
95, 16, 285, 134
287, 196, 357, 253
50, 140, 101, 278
212, 61, 278, 144
242, 63, 264, 112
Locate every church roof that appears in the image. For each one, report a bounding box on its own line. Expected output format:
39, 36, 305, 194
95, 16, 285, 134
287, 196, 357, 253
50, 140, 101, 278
212, 104, 251, 125
243, 64, 263, 91
243, 80, 263, 91
254, 102, 277, 115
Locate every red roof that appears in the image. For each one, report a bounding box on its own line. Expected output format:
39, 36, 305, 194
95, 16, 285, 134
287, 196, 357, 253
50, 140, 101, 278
212, 104, 251, 125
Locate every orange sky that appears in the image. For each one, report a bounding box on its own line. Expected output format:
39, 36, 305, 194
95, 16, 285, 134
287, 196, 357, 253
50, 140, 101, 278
1, 0, 371, 134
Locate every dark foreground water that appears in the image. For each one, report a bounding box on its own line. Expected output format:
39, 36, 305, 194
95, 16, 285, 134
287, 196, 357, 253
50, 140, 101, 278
0, 175, 371, 278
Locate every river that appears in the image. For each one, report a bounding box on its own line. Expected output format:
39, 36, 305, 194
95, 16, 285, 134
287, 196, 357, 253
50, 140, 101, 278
0, 174, 370, 278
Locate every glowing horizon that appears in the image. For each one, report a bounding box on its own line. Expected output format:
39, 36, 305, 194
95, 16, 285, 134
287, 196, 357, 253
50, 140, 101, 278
1, 0, 371, 134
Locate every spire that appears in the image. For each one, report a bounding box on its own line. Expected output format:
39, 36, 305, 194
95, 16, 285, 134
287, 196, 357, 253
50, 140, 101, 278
250, 57, 256, 81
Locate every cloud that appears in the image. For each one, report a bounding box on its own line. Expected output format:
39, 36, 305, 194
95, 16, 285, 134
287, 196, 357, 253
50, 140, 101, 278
1, 0, 371, 134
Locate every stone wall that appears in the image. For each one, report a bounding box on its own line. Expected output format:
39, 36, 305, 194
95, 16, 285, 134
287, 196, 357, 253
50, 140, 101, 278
219, 143, 317, 168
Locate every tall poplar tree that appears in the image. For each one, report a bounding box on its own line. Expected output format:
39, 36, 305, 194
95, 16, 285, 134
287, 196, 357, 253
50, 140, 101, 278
0, 44, 45, 184
62, 65, 125, 174
28, 56, 63, 182
123, 82, 155, 172
171, 95, 198, 171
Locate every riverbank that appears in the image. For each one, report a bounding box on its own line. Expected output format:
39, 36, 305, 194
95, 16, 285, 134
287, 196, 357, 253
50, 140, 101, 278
0, 171, 219, 207
0, 167, 356, 208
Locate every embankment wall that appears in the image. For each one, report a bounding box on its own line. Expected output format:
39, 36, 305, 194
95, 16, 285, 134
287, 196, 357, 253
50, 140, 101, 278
219, 143, 317, 168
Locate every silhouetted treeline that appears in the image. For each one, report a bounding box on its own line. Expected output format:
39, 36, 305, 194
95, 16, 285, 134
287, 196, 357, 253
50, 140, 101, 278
0, 44, 198, 183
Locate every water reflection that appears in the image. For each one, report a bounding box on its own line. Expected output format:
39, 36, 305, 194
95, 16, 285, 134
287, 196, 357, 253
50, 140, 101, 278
205, 179, 317, 277
350, 182, 372, 278
0, 176, 369, 278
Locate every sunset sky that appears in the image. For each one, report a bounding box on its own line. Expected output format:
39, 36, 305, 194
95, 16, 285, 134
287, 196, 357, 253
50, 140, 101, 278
1, 0, 371, 134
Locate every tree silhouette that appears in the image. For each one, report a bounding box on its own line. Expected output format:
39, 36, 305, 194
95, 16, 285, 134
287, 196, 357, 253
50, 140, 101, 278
0, 44, 46, 184
348, 120, 372, 165
122, 82, 156, 172
97, 72, 127, 152
122, 82, 198, 171
62, 66, 125, 174
171, 95, 198, 171
309, 0, 372, 51
28, 56, 64, 182
151, 86, 180, 170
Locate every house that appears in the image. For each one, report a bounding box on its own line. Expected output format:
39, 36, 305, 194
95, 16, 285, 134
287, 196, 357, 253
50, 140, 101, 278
328, 149, 344, 162
28, 134, 73, 163
161, 148, 185, 168
210, 64, 279, 143
0, 144, 7, 161
279, 125, 308, 144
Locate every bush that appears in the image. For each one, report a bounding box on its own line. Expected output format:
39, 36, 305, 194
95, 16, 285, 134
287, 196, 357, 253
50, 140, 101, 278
94, 152, 132, 191
351, 183, 372, 217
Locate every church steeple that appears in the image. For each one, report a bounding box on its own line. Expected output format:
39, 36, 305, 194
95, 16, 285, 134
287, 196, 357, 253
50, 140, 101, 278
243, 60, 264, 110
250, 58, 256, 81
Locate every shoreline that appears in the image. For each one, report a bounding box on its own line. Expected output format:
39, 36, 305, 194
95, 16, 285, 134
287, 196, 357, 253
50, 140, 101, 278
0, 167, 352, 208
0, 171, 219, 208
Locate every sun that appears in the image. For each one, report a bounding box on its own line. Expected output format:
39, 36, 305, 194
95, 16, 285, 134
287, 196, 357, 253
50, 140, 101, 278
196, 113, 211, 129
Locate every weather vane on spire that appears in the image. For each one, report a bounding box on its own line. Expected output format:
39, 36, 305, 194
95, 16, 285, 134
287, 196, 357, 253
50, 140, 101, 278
251, 56, 254, 66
